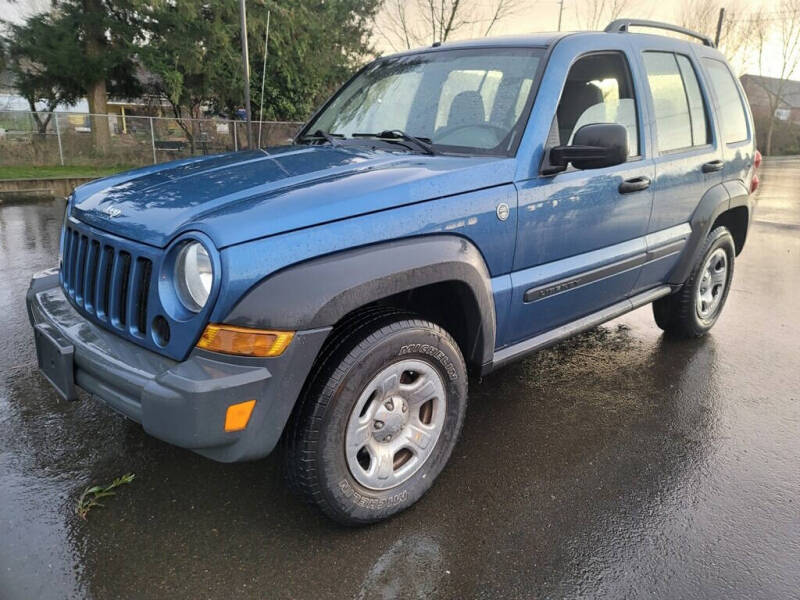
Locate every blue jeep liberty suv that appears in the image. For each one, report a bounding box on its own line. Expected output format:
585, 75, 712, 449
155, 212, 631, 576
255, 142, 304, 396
28, 20, 759, 524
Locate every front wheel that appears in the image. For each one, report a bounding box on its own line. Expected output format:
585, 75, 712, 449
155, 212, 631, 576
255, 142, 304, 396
283, 313, 467, 525
653, 226, 735, 337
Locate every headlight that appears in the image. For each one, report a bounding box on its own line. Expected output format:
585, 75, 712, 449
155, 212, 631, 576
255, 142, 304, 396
174, 241, 213, 311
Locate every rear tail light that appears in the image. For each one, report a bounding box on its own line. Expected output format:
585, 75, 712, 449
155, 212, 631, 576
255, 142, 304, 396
750, 150, 762, 193
751, 173, 759, 194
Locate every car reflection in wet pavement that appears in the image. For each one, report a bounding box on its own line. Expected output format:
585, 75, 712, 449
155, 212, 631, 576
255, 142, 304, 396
1, 158, 799, 600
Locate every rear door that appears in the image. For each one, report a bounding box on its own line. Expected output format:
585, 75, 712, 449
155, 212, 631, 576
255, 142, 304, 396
634, 41, 722, 291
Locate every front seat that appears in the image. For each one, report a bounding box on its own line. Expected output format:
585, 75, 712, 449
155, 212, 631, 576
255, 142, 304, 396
557, 81, 603, 144
436, 90, 486, 137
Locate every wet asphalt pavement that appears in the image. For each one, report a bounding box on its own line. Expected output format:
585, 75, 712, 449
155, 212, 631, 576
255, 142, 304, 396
1, 159, 799, 600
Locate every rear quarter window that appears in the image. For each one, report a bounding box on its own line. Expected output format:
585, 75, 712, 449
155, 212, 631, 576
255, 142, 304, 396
703, 59, 749, 144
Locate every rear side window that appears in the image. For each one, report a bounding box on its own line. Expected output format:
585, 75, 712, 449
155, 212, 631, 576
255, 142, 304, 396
643, 52, 708, 152
703, 59, 749, 144
676, 55, 709, 146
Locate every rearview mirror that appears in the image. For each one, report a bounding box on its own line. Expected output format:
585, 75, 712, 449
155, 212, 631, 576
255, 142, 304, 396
548, 123, 628, 171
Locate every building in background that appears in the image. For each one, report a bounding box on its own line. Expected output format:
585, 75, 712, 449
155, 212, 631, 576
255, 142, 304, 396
741, 74, 800, 125
740, 74, 800, 155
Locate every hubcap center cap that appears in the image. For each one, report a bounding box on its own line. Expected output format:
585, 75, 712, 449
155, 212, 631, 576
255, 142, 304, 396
372, 396, 407, 442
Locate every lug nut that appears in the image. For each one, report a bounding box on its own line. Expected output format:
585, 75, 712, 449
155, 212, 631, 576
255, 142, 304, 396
386, 435, 392, 441
374, 420, 384, 430
385, 400, 394, 411
402, 403, 407, 413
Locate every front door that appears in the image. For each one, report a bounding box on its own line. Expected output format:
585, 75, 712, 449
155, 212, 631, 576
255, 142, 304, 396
506, 50, 654, 346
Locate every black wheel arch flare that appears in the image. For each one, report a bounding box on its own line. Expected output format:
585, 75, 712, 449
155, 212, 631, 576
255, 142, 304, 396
223, 235, 497, 369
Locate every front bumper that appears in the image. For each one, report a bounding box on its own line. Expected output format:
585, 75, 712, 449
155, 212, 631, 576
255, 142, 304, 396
26, 268, 330, 462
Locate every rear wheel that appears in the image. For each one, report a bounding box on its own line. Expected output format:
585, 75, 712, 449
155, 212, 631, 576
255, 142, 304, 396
283, 313, 467, 525
653, 226, 735, 337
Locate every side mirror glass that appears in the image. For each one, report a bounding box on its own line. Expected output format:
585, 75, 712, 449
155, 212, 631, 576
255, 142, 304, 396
548, 123, 629, 171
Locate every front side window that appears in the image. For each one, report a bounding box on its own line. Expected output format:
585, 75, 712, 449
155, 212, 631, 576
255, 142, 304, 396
303, 48, 543, 155
703, 58, 749, 144
554, 52, 640, 156
643, 51, 711, 153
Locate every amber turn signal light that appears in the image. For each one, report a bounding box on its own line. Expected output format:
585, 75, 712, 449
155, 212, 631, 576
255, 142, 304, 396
225, 399, 256, 432
197, 324, 294, 357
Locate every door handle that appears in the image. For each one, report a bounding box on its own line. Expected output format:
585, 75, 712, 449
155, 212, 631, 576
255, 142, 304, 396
618, 176, 651, 194
702, 160, 724, 173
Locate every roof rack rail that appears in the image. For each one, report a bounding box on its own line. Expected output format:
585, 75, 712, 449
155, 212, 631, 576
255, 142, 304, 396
604, 19, 715, 48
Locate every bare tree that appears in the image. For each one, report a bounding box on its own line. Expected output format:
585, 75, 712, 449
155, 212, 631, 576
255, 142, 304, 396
377, 1, 415, 51
377, 0, 523, 52
678, 0, 755, 72
483, 0, 521, 36
574, 0, 634, 31
751, 0, 800, 155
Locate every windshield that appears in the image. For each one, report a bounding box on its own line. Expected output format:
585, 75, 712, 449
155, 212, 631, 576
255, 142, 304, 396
302, 47, 544, 156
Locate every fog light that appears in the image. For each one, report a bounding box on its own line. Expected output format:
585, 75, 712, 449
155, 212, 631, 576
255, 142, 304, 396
197, 324, 294, 357
225, 399, 256, 432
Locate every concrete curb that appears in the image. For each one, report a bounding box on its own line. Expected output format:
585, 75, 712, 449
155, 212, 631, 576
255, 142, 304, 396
0, 176, 97, 199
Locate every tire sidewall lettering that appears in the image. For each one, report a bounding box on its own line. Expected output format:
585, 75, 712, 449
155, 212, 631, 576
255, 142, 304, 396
398, 343, 458, 381
338, 479, 408, 510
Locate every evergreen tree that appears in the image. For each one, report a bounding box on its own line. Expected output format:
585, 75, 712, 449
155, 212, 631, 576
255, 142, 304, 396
247, 1, 381, 121
3, 0, 380, 147
2, 1, 140, 144
136, 0, 381, 126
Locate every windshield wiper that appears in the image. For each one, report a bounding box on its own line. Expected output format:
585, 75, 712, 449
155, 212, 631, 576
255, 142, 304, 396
352, 130, 436, 155
298, 129, 342, 147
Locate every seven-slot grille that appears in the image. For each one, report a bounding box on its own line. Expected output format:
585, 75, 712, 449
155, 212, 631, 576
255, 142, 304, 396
60, 224, 154, 339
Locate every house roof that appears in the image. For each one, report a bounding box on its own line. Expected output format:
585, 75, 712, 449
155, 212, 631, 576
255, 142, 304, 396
741, 74, 800, 109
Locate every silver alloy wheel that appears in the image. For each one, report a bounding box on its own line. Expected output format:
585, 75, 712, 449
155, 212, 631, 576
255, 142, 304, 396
345, 359, 446, 491
696, 247, 728, 320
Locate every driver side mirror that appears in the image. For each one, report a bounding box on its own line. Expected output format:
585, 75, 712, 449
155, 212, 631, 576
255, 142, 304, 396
548, 123, 628, 171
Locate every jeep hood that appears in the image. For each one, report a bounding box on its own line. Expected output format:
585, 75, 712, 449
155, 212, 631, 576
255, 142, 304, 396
70, 145, 515, 248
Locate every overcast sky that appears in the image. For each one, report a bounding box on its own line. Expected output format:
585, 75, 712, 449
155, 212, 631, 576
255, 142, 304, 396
0, 0, 48, 23
372, 0, 787, 77
1, 0, 789, 78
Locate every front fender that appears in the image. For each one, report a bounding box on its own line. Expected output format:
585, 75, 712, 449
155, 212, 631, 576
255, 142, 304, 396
223, 235, 497, 366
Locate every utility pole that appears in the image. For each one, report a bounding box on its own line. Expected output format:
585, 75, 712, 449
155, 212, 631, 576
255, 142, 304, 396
714, 7, 725, 47
258, 10, 271, 149
239, 0, 253, 149
557, 0, 564, 31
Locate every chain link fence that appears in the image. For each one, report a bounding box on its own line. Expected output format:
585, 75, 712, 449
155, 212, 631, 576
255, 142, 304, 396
0, 111, 304, 168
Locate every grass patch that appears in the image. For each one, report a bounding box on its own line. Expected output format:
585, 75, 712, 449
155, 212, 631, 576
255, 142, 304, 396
76, 473, 135, 520
0, 165, 136, 180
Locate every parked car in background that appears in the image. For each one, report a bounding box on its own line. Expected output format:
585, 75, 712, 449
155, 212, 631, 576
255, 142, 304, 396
28, 20, 759, 524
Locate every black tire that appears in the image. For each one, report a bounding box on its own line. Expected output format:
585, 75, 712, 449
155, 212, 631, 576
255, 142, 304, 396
282, 312, 467, 525
653, 226, 735, 337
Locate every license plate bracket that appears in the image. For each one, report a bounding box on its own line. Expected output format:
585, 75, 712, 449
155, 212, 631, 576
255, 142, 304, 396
34, 322, 77, 401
